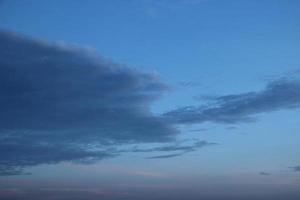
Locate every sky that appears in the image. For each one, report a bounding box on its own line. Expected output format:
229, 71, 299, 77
0, 0, 300, 199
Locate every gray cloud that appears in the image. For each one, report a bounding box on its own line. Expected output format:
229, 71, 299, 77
0, 30, 180, 175
0, 30, 176, 142
163, 79, 300, 124
290, 166, 300, 172
259, 172, 271, 176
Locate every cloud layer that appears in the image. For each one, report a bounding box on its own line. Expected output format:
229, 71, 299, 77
0, 30, 178, 175
1, 30, 299, 176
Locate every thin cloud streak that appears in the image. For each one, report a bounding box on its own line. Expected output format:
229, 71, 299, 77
163, 79, 300, 125
142, 140, 217, 159
146, 153, 183, 159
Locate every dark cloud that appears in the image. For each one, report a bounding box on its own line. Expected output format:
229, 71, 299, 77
0, 166, 31, 176
259, 172, 271, 176
0, 30, 176, 141
290, 166, 300, 172
0, 141, 115, 175
163, 79, 300, 124
0, 30, 180, 175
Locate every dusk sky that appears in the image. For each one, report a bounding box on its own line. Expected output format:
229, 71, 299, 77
0, 0, 300, 199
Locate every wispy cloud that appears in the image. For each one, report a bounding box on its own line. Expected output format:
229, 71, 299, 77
259, 172, 271, 176
290, 166, 300, 172
163, 79, 300, 124
125, 140, 216, 153
146, 153, 183, 159
142, 140, 217, 159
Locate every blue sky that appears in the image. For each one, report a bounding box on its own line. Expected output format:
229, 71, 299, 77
0, 0, 300, 199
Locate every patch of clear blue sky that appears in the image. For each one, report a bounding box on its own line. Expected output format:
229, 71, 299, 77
0, 0, 300, 190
